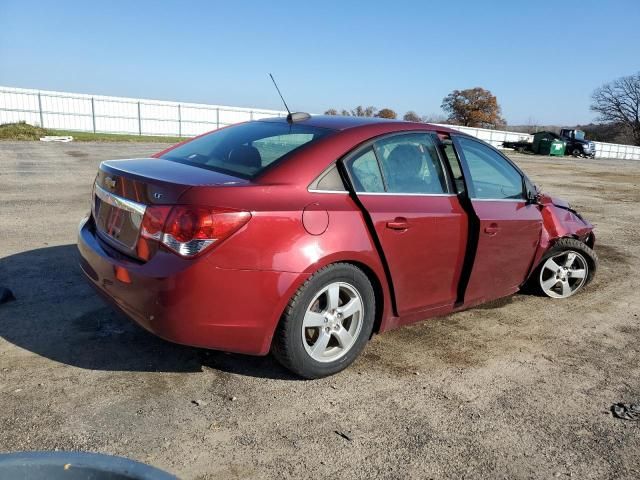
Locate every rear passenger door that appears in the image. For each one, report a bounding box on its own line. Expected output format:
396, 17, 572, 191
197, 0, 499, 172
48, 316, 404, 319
453, 136, 543, 303
345, 133, 468, 315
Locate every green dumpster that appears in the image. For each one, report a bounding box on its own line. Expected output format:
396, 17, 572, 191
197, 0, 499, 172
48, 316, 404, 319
536, 137, 551, 155
532, 131, 566, 156
548, 139, 566, 156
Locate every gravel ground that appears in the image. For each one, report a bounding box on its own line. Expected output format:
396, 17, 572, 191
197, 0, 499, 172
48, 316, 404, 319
0, 141, 639, 479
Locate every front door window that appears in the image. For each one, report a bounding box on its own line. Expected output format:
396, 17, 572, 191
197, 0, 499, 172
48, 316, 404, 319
456, 137, 524, 200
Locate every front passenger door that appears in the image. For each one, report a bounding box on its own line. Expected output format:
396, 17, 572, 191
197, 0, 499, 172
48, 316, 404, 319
453, 136, 543, 303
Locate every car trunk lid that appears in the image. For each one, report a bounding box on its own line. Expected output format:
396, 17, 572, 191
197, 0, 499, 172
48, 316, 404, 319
93, 158, 248, 259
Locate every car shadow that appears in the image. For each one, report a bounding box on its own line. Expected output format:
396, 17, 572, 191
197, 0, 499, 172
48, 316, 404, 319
0, 244, 299, 380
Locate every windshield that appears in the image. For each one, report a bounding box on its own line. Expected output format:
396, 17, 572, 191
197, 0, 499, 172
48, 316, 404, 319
574, 130, 585, 140
161, 121, 332, 178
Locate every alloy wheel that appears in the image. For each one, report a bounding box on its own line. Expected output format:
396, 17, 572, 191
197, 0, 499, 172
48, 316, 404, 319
539, 250, 588, 298
301, 282, 364, 362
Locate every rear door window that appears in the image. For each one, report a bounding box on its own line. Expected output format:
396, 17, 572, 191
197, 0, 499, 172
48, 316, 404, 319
308, 164, 347, 192
373, 133, 448, 194
348, 147, 385, 192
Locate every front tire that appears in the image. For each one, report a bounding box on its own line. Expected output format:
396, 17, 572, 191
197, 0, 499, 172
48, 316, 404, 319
272, 263, 376, 379
530, 237, 597, 299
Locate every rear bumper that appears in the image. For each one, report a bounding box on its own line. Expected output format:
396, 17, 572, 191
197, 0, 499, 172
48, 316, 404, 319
77, 216, 307, 355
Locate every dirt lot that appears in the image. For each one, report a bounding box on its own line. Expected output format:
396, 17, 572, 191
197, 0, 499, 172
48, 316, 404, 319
1, 141, 639, 479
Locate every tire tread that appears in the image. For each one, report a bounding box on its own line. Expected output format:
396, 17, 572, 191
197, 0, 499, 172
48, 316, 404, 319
528, 237, 598, 296
272, 263, 374, 378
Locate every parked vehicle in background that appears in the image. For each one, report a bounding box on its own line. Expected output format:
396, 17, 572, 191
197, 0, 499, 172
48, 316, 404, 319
531, 131, 566, 156
503, 132, 563, 155
503, 128, 595, 158
502, 128, 596, 158
77, 115, 598, 379
559, 129, 596, 157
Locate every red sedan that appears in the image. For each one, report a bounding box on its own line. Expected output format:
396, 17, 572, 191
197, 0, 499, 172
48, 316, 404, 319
77, 115, 597, 378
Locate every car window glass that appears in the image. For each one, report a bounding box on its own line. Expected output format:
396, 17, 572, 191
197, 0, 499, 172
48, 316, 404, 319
441, 140, 465, 194
374, 134, 447, 194
312, 164, 346, 191
349, 148, 384, 192
252, 134, 315, 167
457, 137, 524, 200
161, 122, 330, 178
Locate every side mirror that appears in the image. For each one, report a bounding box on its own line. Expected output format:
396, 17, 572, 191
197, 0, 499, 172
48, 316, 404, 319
525, 185, 540, 204
524, 178, 539, 204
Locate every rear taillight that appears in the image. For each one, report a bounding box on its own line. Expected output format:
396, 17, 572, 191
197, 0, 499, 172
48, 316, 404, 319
140, 205, 251, 257
140, 206, 171, 241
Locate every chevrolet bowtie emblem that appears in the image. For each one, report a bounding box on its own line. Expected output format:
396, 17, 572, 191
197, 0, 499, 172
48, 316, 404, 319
105, 176, 116, 189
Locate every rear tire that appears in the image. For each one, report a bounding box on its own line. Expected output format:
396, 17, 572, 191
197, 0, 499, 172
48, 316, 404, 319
272, 263, 375, 379
528, 237, 597, 299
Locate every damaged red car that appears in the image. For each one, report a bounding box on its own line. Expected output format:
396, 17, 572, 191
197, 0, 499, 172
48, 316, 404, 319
77, 115, 597, 378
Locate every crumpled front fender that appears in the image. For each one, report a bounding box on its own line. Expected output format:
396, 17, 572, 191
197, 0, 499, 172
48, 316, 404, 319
528, 193, 595, 277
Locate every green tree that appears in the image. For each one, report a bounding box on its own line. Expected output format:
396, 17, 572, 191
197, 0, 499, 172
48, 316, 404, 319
324, 108, 338, 115
441, 87, 506, 128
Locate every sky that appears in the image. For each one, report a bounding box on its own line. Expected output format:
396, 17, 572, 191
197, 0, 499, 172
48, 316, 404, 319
1, 0, 639, 125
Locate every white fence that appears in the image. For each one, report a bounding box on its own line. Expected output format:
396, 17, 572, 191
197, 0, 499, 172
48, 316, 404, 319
1, 86, 639, 160
434, 124, 534, 150
587, 140, 640, 160
0, 86, 286, 137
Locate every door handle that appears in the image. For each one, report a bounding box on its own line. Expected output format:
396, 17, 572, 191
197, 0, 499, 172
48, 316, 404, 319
386, 217, 409, 230
484, 223, 500, 235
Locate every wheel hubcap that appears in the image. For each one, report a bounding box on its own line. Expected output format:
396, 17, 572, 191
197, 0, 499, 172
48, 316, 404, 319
540, 250, 588, 299
302, 282, 364, 363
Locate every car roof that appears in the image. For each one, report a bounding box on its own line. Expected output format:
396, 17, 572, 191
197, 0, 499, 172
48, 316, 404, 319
256, 115, 464, 186
259, 114, 456, 133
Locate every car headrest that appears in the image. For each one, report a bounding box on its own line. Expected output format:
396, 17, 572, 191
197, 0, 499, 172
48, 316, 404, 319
387, 144, 423, 176
228, 145, 262, 169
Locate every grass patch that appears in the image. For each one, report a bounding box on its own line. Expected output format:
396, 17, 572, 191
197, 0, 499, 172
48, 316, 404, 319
0, 122, 190, 143
0, 122, 49, 140
53, 130, 188, 143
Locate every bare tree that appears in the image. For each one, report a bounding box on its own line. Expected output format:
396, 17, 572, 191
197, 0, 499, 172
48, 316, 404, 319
591, 72, 640, 146
403, 111, 422, 122
421, 113, 448, 124
323, 107, 376, 117
524, 116, 540, 134
349, 106, 377, 117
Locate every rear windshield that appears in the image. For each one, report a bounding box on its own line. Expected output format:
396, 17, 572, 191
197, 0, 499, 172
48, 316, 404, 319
161, 121, 332, 178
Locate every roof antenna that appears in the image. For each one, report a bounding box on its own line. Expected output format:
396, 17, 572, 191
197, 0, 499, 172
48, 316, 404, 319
269, 73, 290, 117
269, 73, 310, 123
